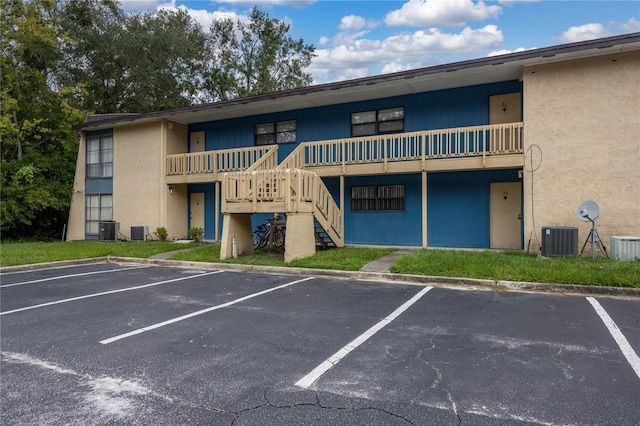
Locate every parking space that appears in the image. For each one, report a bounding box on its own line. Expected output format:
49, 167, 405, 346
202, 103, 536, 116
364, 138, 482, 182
1, 262, 639, 425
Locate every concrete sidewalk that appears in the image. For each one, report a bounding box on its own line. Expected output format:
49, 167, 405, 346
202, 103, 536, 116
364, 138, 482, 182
359, 249, 415, 273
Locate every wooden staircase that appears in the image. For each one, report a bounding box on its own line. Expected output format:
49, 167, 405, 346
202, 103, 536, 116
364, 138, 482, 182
223, 167, 343, 248
314, 219, 337, 249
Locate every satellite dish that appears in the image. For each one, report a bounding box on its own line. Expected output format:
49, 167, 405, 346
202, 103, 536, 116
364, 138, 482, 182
577, 200, 600, 222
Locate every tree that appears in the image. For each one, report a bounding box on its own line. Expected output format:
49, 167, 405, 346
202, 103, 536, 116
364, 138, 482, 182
1, 0, 84, 239
121, 9, 206, 112
57, 1, 206, 113
203, 7, 315, 102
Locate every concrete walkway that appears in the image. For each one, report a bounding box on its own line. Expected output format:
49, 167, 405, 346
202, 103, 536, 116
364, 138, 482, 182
359, 249, 415, 273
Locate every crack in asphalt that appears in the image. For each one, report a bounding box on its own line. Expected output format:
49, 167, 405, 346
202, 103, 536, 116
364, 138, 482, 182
416, 333, 462, 426
239, 388, 417, 426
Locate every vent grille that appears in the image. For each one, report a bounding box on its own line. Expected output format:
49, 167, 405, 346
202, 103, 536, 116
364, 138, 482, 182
541, 226, 578, 257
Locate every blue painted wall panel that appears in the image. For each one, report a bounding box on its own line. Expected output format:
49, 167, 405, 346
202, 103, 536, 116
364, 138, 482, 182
188, 184, 215, 240
188, 182, 276, 240
189, 80, 523, 246
85, 178, 113, 194
427, 169, 521, 248
341, 174, 422, 246
188, 81, 522, 160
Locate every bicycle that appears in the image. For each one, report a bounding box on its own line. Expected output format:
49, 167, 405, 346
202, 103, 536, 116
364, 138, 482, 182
252, 216, 285, 249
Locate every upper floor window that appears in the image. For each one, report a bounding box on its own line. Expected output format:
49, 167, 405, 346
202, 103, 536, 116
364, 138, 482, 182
351, 107, 404, 137
86, 135, 113, 178
255, 120, 297, 146
351, 185, 405, 211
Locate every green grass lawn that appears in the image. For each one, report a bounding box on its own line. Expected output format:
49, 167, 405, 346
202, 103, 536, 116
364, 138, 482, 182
0, 240, 194, 267
1, 241, 638, 288
168, 245, 396, 271
391, 249, 640, 287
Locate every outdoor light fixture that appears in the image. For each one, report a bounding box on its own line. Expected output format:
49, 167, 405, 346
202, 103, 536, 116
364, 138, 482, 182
168, 185, 173, 195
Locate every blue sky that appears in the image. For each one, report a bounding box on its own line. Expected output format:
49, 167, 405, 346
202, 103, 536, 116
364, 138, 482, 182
120, 0, 640, 84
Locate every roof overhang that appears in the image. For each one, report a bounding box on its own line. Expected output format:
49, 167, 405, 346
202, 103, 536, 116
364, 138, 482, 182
74, 33, 640, 132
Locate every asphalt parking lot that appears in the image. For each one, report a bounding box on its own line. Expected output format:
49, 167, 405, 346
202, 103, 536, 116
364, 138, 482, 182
1, 262, 639, 425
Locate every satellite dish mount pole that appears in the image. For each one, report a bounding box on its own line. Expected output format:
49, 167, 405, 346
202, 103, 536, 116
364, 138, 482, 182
579, 214, 608, 259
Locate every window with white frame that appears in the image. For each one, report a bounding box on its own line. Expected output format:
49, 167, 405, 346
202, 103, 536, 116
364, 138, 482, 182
86, 135, 113, 177
85, 194, 113, 234
351, 107, 404, 137
351, 185, 405, 211
255, 120, 297, 145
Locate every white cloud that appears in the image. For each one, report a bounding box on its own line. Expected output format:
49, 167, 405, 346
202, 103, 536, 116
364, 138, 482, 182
210, 0, 317, 7
309, 25, 503, 83
385, 0, 502, 28
619, 17, 640, 33
488, 46, 530, 56
119, 0, 175, 12
339, 15, 379, 31
340, 15, 367, 31
554, 23, 610, 44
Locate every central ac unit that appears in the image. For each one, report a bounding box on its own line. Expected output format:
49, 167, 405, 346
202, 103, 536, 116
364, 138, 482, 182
610, 236, 640, 261
131, 226, 149, 242
99, 221, 119, 242
541, 226, 578, 257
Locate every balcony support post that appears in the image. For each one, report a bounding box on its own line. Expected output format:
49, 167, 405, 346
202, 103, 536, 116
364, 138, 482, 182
284, 212, 315, 263
220, 213, 253, 260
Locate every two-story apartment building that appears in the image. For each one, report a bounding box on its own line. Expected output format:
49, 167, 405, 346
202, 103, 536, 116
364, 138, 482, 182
66, 33, 640, 262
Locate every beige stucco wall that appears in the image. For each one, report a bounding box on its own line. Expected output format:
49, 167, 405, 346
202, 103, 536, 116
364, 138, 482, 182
113, 121, 189, 240
66, 132, 87, 240
113, 122, 163, 239
66, 120, 189, 241
522, 51, 640, 252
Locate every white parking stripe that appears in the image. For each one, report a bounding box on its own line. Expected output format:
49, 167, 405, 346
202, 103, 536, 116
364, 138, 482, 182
0, 271, 223, 316
100, 277, 315, 344
587, 297, 640, 380
295, 286, 433, 389
0, 266, 149, 288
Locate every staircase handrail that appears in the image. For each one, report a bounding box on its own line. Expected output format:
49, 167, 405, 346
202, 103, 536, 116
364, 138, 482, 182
245, 145, 279, 172
223, 168, 343, 246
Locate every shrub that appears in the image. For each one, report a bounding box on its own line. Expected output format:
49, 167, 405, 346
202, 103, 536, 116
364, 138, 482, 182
188, 227, 204, 242
155, 227, 168, 241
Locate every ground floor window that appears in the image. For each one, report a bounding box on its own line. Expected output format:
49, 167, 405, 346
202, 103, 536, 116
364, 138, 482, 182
85, 194, 113, 234
351, 185, 405, 211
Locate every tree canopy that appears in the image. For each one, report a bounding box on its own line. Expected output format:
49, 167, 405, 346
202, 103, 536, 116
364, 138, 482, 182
57, 1, 208, 113
1, 0, 316, 240
1, 0, 84, 240
203, 7, 315, 102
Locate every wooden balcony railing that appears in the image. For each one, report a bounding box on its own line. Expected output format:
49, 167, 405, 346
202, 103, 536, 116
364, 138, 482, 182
278, 122, 524, 171
166, 145, 277, 178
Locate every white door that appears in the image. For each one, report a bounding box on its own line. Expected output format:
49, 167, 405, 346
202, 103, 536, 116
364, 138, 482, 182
190, 131, 205, 153
190, 193, 205, 231
490, 182, 522, 249
489, 93, 521, 151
